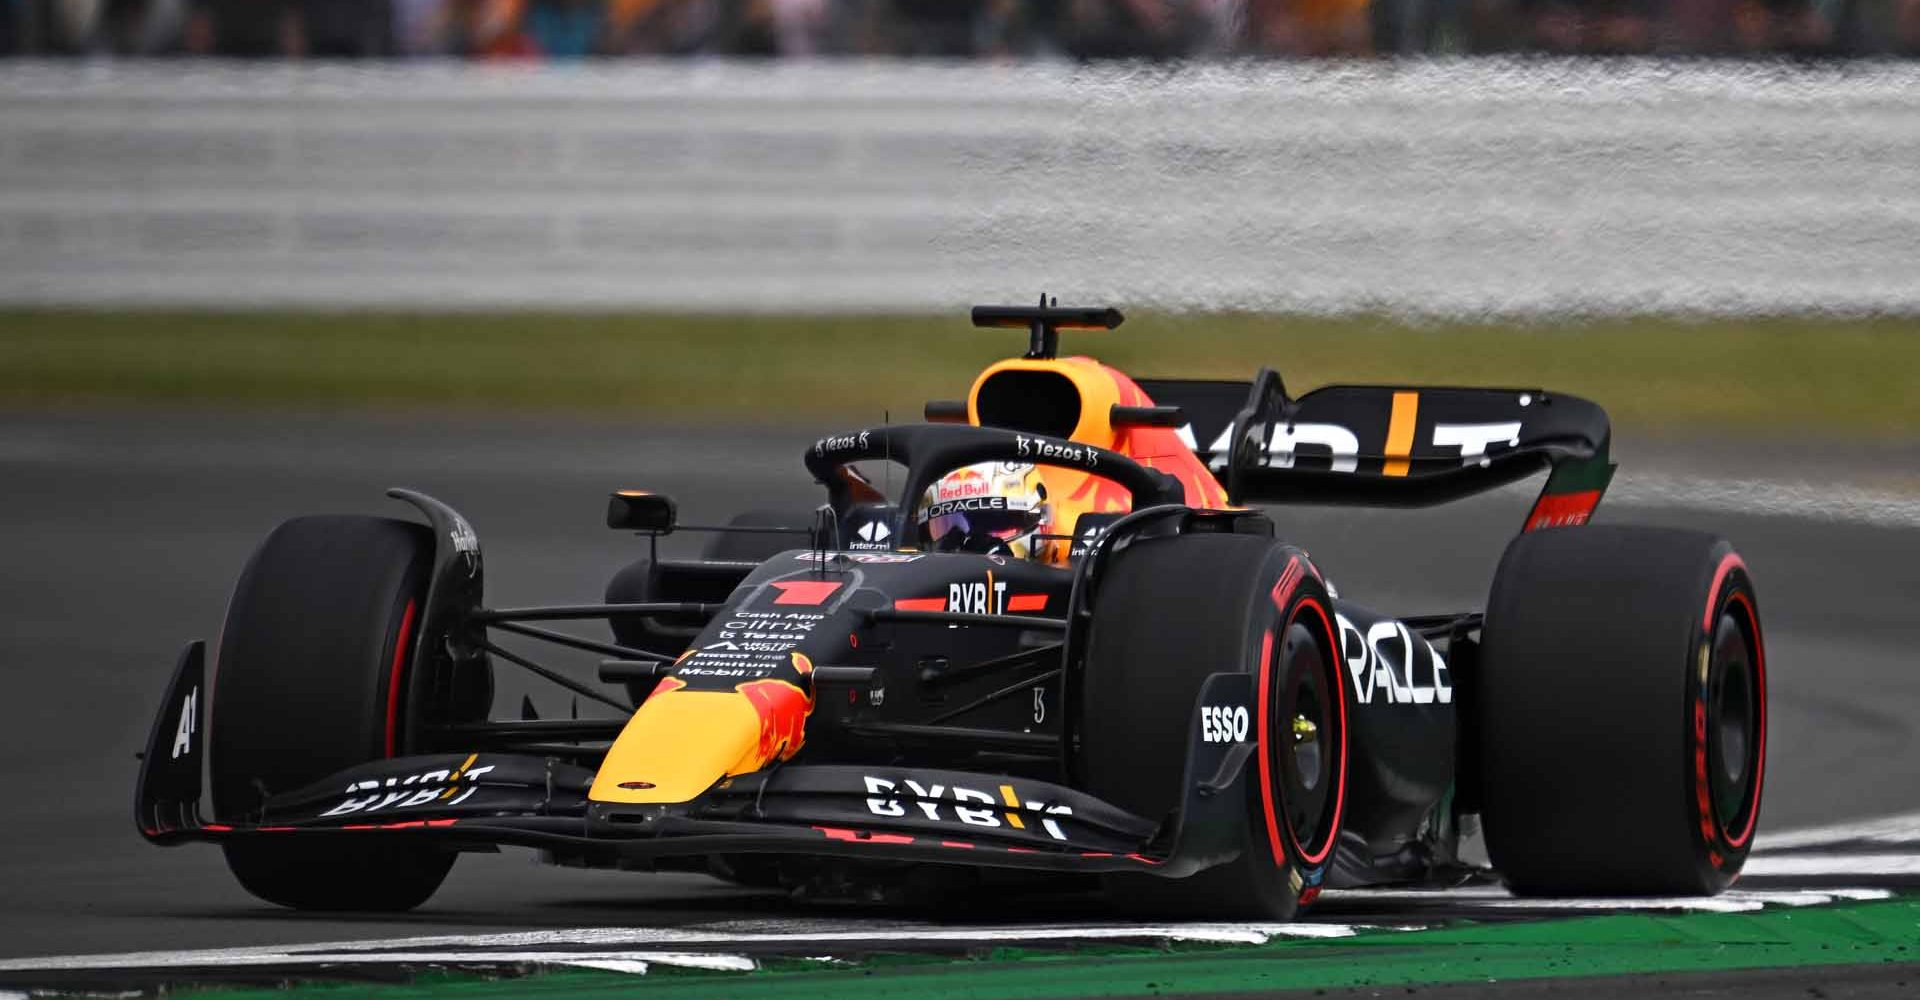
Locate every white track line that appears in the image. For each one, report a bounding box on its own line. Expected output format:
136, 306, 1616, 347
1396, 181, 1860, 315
6, 816, 1914, 976
564, 960, 654, 975
0, 885, 1900, 975
0, 886, 1898, 974
0, 951, 753, 975
0, 923, 1367, 974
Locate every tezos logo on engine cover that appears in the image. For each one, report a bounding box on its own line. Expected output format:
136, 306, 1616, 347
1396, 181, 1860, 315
1015, 435, 1098, 468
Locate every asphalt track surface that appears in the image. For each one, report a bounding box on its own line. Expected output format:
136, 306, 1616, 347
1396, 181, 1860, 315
3, 410, 1918, 972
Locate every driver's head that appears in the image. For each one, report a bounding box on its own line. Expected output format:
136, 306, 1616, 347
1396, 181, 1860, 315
914, 462, 1049, 560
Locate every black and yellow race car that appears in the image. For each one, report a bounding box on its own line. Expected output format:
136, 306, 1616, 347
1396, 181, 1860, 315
136, 301, 1767, 918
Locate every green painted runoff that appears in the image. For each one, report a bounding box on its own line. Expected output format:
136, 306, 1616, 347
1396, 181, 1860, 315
170, 896, 1920, 1000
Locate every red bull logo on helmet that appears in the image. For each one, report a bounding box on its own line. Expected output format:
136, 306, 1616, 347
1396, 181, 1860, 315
935, 467, 993, 501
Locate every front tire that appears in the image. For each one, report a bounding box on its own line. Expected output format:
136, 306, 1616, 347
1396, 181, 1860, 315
211, 515, 456, 911
1078, 533, 1346, 919
1476, 525, 1766, 896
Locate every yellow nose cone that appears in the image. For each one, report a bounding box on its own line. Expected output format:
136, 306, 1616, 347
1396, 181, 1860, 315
589, 679, 812, 805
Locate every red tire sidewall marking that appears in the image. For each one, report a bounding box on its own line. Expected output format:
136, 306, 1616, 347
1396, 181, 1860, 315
384, 598, 419, 758
1691, 553, 1764, 863
1702, 553, 1745, 632
1721, 589, 1764, 851
1256, 557, 1304, 868
1256, 555, 1347, 875
1288, 595, 1345, 869
1255, 628, 1285, 867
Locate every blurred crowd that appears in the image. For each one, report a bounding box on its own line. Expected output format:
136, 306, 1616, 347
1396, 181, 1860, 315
3, 0, 1917, 59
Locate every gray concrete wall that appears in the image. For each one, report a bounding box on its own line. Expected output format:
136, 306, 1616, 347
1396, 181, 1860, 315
2, 60, 1916, 314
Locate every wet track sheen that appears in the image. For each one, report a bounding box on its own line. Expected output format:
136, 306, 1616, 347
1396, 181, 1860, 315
1, 411, 1916, 962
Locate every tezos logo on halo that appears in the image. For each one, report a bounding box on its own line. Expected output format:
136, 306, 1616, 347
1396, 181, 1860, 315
814, 431, 870, 457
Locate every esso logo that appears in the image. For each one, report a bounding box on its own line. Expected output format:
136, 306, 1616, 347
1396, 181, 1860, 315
1201, 705, 1250, 744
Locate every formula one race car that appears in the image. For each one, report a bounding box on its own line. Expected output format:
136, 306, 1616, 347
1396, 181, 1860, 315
136, 301, 1767, 917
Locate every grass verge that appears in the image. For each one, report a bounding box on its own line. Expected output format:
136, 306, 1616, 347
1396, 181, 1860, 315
3, 310, 1916, 436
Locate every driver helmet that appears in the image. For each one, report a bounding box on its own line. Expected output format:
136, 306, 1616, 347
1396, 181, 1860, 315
914, 462, 1050, 560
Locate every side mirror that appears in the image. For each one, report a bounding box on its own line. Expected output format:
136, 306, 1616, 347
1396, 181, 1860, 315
1109, 403, 1186, 428
607, 490, 677, 533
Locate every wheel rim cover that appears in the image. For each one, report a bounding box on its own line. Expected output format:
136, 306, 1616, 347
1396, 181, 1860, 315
1277, 621, 1334, 857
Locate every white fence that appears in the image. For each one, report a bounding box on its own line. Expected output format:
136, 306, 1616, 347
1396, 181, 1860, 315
2, 61, 1917, 314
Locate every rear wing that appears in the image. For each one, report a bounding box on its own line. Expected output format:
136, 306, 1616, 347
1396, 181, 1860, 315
1137, 371, 1615, 530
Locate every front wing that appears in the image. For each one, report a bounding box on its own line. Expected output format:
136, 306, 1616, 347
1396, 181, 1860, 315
136, 642, 1260, 878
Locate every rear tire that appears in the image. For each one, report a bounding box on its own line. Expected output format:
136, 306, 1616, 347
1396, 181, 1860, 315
1477, 525, 1766, 896
1079, 533, 1345, 919
211, 515, 456, 911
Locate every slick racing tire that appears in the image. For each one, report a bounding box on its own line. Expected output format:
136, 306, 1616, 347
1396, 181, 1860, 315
1477, 525, 1766, 896
210, 516, 457, 911
1079, 533, 1345, 919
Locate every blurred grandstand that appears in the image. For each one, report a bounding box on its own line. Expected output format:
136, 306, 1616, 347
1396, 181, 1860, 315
2, 0, 1915, 59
